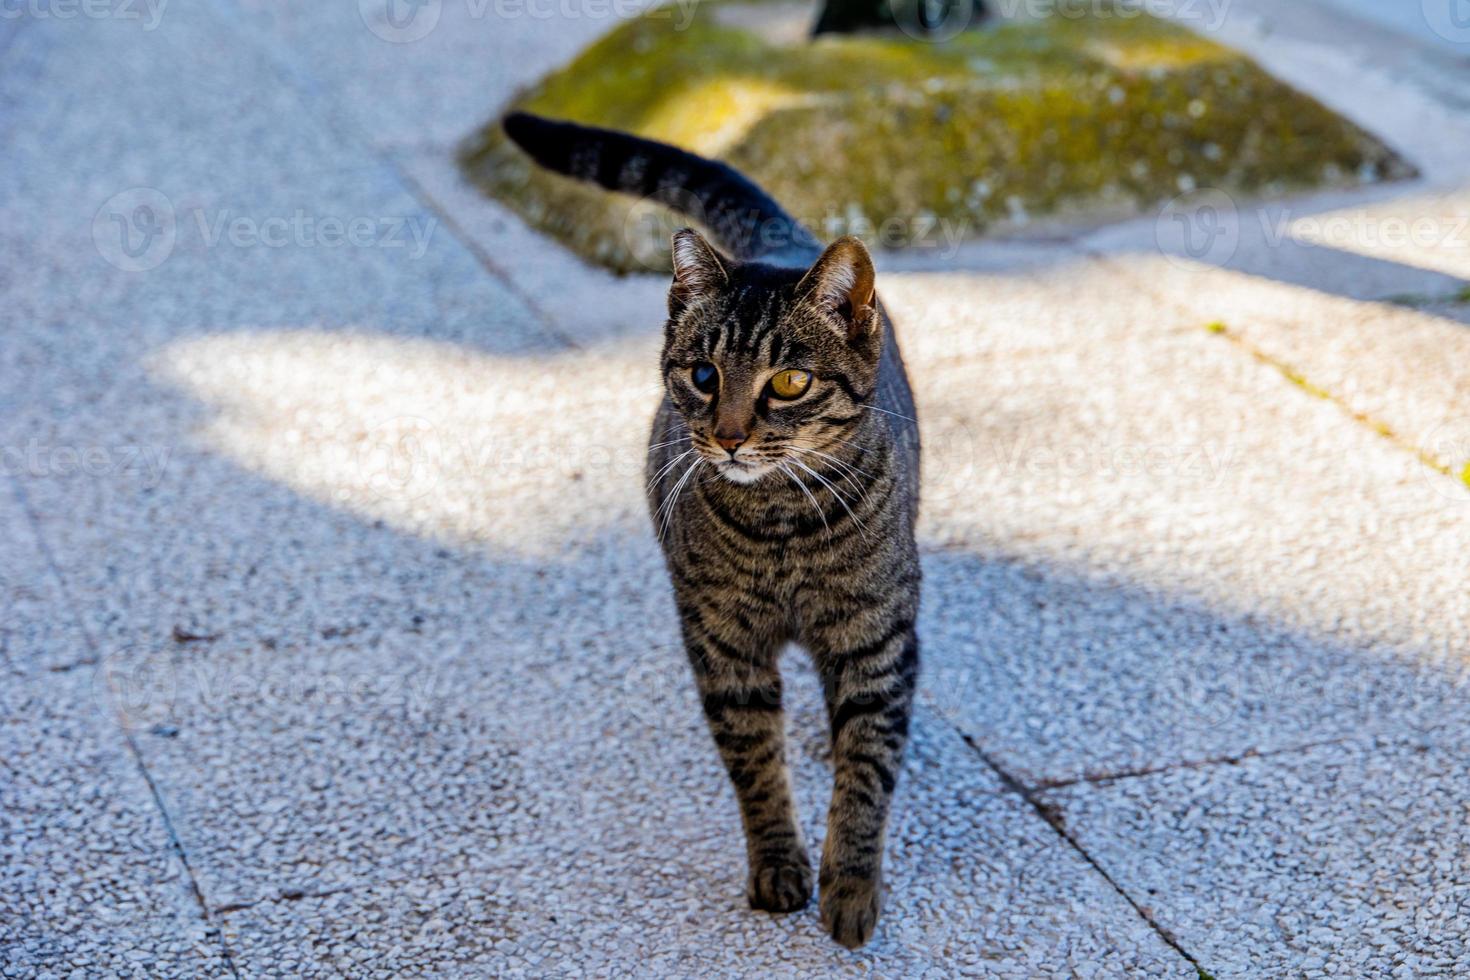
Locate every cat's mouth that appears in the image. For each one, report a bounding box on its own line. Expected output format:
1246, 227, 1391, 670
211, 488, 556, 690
712, 455, 776, 485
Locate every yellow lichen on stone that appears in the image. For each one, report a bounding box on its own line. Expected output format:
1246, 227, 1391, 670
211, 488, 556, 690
639, 78, 811, 156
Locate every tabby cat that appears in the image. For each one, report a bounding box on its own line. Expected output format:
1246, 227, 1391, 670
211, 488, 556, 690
504, 112, 921, 949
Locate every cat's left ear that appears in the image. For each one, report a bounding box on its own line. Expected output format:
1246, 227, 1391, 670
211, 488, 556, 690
797, 236, 877, 344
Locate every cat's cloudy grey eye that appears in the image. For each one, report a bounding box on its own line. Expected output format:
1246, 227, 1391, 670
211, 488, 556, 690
691, 362, 718, 394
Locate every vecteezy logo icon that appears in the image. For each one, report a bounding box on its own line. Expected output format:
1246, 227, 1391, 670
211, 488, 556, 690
355, 416, 444, 502
359, 0, 442, 43
621, 187, 711, 273
93, 187, 177, 272
92, 646, 179, 732
1418, 417, 1470, 502
1423, 0, 1470, 44
1155, 188, 1240, 270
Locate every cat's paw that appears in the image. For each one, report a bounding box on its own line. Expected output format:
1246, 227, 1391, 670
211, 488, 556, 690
747, 855, 813, 913
819, 875, 882, 949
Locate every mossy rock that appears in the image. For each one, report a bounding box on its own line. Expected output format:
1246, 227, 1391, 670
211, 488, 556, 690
460, 1, 1411, 273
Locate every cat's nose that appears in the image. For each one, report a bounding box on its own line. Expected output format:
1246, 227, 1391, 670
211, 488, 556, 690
715, 431, 747, 454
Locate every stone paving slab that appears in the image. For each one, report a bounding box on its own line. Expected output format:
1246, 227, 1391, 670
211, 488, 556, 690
1040, 726, 1470, 976
1, 655, 228, 977
0, 10, 358, 231
76, 542, 1186, 973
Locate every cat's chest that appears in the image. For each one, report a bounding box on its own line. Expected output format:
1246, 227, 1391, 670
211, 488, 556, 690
690, 502, 841, 585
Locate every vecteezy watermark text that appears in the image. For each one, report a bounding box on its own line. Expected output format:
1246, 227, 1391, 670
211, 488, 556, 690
1422, 0, 1470, 46
1263, 210, 1470, 252
1, 440, 172, 486
192, 209, 437, 257
1156, 187, 1470, 270
0, 0, 168, 29
93, 188, 438, 272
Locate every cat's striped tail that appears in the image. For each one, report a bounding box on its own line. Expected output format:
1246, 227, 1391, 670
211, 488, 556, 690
501, 111, 821, 265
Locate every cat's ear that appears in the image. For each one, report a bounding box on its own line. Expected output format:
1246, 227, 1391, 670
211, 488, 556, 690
797, 236, 876, 343
668, 228, 728, 316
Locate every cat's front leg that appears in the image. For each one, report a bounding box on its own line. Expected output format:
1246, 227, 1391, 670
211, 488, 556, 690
679, 606, 812, 913
813, 620, 918, 948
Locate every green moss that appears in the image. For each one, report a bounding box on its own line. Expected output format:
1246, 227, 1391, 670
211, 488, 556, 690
1461, 462, 1470, 488
462, 2, 1413, 272
1204, 321, 1228, 334
1383, 285, 1470, 308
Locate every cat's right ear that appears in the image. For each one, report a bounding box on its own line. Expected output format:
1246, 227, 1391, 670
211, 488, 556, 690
668, 228, 727, 317
796, 236, 876, 345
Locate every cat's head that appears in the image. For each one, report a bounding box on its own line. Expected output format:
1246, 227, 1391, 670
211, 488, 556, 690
660, 229, 882, 485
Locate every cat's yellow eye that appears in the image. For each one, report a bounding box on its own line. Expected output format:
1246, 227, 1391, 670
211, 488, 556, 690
768, 369, 812, 400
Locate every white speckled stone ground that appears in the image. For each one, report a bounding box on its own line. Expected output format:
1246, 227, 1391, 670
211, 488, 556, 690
4, 0, 1470, 975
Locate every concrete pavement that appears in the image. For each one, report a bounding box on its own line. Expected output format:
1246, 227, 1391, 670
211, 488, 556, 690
4, 0, 1470, 975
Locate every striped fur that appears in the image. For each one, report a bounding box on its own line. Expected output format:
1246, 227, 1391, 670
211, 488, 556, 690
502, 112, 820, 264
505, 113, 921, 949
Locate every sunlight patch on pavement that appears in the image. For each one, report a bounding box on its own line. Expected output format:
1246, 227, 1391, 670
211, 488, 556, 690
151, 330, 664, 556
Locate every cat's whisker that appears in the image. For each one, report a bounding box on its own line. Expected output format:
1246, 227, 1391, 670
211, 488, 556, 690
778, 463, 829, 535
795, 446, 874, 480
790, 458, 870, 541
647, 437, 691, 455
646, 449, 696, 495
657, 457, 703, 544
786, 452, 869, 507
652, 467, 683, 539
785, 445, 873, 502
860, 404, 919, 424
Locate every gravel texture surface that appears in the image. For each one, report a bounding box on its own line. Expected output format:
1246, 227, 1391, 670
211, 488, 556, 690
1042, 728, 1470, 976
5, 0, 1470, 976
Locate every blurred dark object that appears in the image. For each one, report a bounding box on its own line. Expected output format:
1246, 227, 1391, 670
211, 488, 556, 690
812, 0, 987, 37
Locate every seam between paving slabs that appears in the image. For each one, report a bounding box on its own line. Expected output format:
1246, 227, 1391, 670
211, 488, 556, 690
6, 474, 244, 980
1084, 250, 1470, 487
948, 728, 1214, 979
1202, 320, 1470, 486
205, 0, 580, 353
392, 164, 582, 350
1027, 736, 1351, 792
